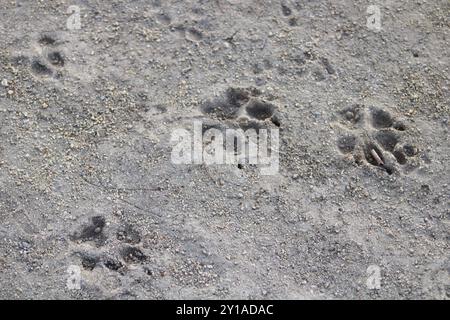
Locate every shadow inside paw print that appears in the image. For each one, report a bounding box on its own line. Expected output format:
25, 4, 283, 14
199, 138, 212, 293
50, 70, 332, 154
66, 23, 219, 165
47, 51, 65, 67
38, 34, 57, 46
116, 224, 141, 244
70, 216, 107, 246
79, 253, 100, 271
104, 258, 125, 272
201, 87, 250, 120
336, 106, 421, 175
31, 59, 53, 76
120, 246, 146, 264
245, 100, 276, 121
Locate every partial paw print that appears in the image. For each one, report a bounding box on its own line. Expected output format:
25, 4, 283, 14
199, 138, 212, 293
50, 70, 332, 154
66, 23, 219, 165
298, 50, 336, 81
174, 25, 204, 43
30, 34, 66, 79
153, 10, 205, 44
200, 87, 281, 129
254, 51, 336, 84
280, 1, 300, 27
335, 106, 422, 175
70, 216, 147, 274
70, 216, 107, 247
151, 1, 211, 44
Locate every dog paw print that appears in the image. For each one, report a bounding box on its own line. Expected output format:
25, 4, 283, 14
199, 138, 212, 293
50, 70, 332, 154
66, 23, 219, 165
200, 87, 280, 128
71, 217, 147, 274
30, 34, 65, 78
335, 106, 421, 175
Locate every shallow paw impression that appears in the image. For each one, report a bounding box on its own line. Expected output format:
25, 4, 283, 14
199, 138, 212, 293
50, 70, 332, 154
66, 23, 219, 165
337, 135, 357, 154
335, 106, 421, 175
200, 87, 249, 120
200, 87, 280, 127
340, 105, 364, 125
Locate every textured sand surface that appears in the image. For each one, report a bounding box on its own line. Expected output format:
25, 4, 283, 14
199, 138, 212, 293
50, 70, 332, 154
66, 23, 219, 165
0, 0, 448, 299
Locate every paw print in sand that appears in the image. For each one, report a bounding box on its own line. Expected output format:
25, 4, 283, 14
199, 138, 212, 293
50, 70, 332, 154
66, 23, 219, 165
335, 105, 421, 175
30, 34, 65, 79
200, 87, 281, 129
70, 216, 147, 274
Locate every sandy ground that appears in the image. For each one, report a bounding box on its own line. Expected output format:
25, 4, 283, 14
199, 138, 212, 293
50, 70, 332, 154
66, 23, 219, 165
0, 0, 448, 299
